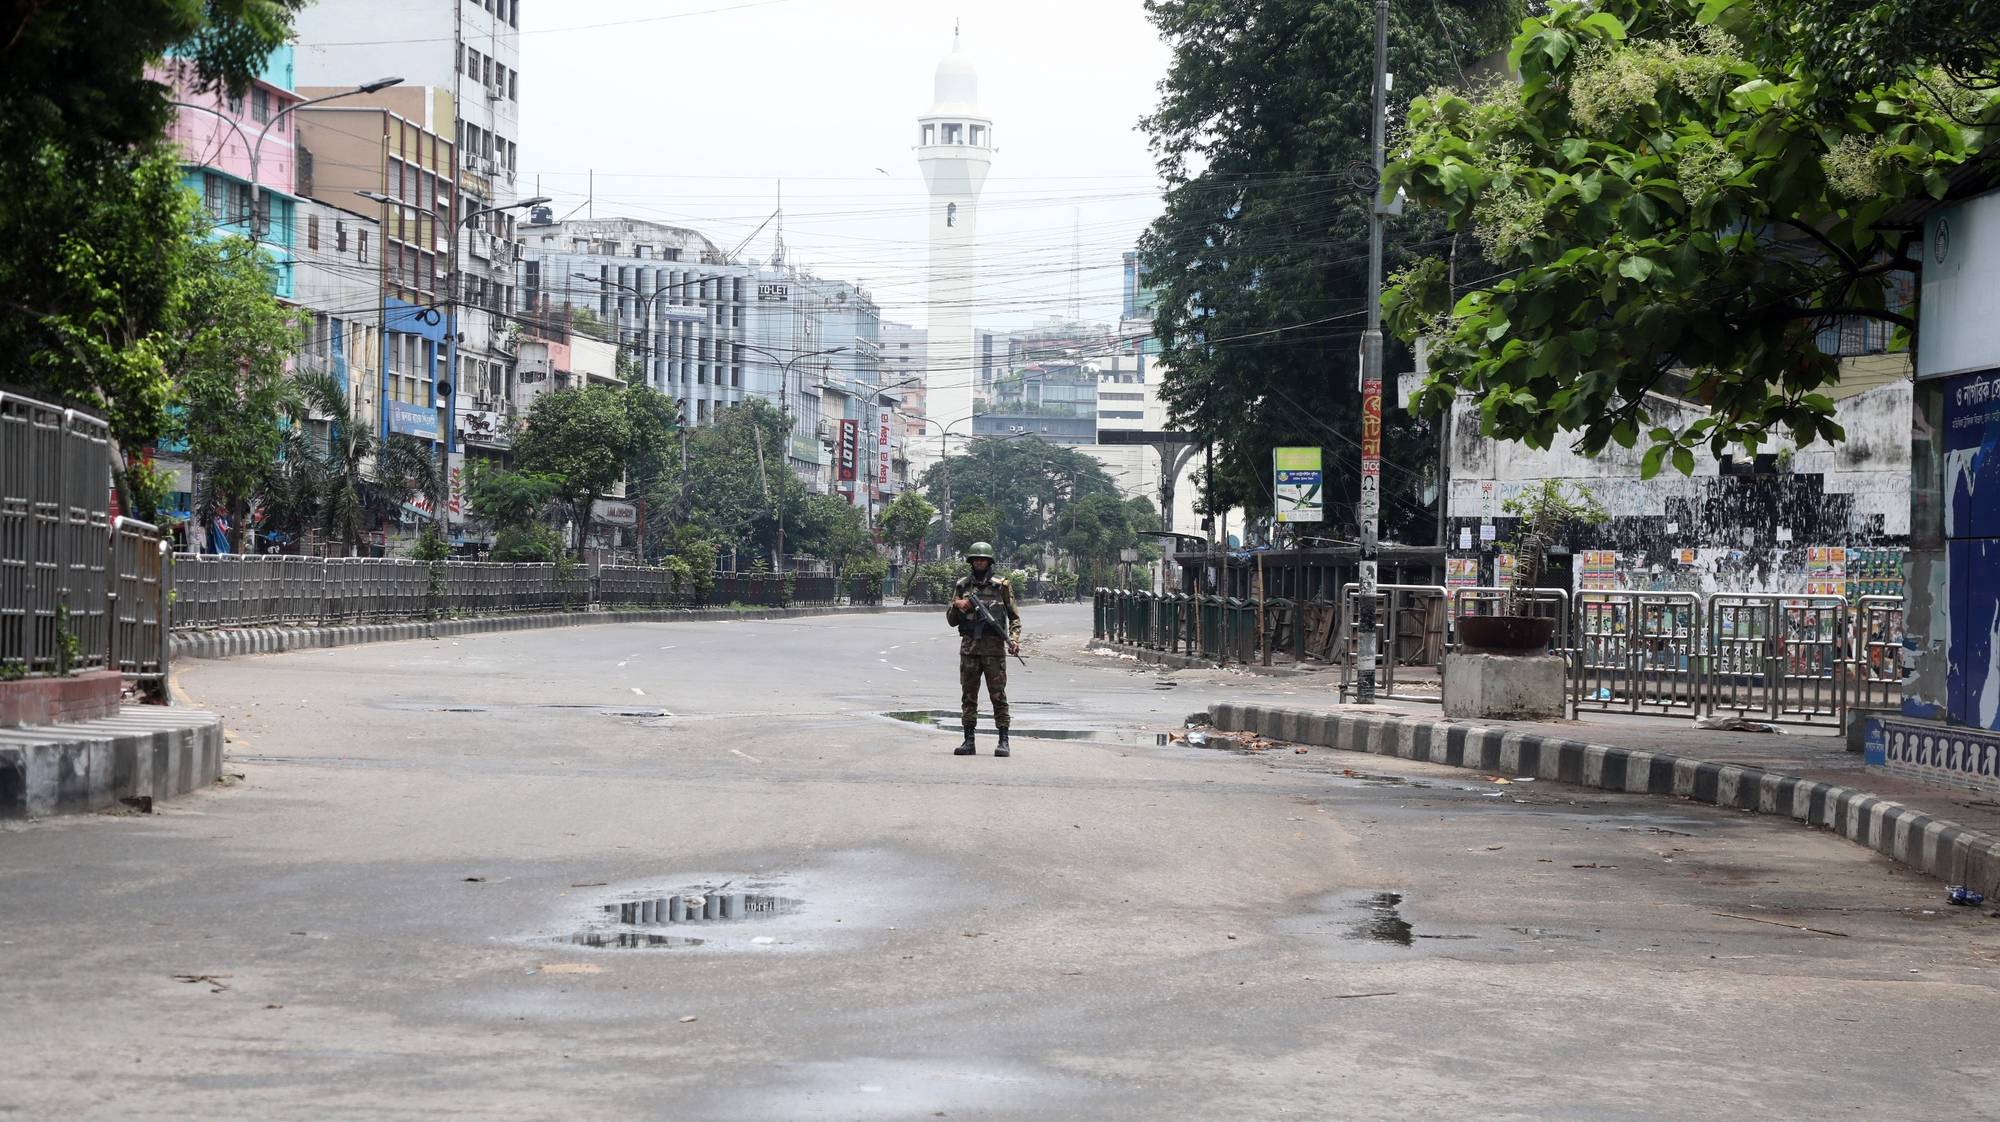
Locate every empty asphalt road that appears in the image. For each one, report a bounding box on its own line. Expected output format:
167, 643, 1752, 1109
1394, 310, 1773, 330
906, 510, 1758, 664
2, 604, 1997, 1121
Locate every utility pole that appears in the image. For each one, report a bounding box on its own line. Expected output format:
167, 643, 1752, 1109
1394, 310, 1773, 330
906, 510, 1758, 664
1356, 0, 1389, 704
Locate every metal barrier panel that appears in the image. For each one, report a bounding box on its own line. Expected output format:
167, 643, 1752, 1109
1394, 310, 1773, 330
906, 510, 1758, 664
1705, 593, 1847, 726
1572, 591, 1703, 716
1853, 595, 1905, 711
1337, 584, 1450, 701
109, 518, 167, 679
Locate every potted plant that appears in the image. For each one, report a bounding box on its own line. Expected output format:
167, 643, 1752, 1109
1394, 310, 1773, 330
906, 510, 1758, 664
1456, 479, 1608, 651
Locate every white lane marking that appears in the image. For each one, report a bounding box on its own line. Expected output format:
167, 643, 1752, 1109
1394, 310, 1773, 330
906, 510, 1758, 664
879, 658, 888, 663
617, 661, 629, 668
891, 666, 910, 673
659, 645, 677, 651
730, 748, 763, 764
631, 687, 646, 696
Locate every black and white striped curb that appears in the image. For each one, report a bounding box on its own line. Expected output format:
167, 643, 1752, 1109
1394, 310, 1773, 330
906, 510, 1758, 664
0, 707, 224, 820
169, 603, 937, 661
1208, 702, 2000, 897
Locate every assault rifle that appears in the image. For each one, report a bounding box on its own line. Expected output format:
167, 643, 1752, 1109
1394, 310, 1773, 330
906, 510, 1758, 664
964, 588, 1028, 670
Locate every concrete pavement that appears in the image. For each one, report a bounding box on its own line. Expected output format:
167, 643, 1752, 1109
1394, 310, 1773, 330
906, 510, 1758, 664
2, 605, 1997, 1120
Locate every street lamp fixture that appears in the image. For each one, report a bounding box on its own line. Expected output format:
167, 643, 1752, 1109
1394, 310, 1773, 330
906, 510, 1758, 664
173, 76, 402, 251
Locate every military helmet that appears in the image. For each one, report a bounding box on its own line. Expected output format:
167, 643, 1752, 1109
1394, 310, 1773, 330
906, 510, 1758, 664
965, 541, 996, 563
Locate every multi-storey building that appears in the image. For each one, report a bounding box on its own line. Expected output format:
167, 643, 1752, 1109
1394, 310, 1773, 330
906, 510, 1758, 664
292, 196, 384, 436
519, 217, 887, 493
159, 46, 304, 298
296, 104, 456, 453
295, 0, 524, 531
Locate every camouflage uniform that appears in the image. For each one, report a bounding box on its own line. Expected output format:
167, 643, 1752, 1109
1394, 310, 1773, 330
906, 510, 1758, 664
945, 572, 1022, 732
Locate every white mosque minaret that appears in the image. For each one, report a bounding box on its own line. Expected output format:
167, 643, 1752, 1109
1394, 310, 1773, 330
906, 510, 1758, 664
915, 22, 992, 464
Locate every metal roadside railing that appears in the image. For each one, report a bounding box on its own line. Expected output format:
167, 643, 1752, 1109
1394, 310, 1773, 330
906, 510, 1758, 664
2, 390, 168, 688
167, 558, 882, 629
1092, 583, 1908, 727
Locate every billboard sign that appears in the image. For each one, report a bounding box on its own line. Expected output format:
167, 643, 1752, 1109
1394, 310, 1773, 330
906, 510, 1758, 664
837, 418, 859, 482
388, 401, 439, 440
1273, 446, 1323, 524
590, 499, 639, 527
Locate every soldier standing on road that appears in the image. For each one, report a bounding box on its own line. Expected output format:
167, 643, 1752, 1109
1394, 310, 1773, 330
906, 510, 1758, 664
945, 542, 1022, 757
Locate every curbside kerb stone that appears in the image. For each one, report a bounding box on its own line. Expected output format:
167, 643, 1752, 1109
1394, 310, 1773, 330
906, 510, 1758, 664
1205, 702, 2000, 897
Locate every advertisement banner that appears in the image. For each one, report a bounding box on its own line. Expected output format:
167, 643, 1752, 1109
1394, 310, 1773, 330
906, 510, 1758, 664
877, 407, 894, 491
1273, 446, 1323, 524
1360, 377, 1383, 469
838, 418, 859, 482
447, 451, 466, 524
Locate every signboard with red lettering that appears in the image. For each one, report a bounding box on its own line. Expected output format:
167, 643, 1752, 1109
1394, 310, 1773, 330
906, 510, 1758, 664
876, 407, 895, 492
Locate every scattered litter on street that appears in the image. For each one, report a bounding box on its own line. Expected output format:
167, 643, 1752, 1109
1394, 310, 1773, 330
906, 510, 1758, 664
1332, 991, 1398, 1000
173, 974, 231, 993
1947, 885, 1987, 907
1693, 714, 1776, 732
537, 963, 603, 975
679, 1015, 698, 1023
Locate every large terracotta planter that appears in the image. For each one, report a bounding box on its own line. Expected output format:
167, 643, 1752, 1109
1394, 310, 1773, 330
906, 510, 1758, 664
1455, 614, 1555, 652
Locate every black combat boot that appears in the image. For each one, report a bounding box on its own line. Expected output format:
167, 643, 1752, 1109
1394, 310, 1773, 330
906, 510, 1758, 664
993, 730, 1011, 758
955, 722, 976, 755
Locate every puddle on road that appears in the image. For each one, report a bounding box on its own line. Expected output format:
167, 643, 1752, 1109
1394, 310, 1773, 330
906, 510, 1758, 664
566, 932, 705, 949
884, 710, 1102, 741
558, 882, 804, 949
1350, 891, 1415, 946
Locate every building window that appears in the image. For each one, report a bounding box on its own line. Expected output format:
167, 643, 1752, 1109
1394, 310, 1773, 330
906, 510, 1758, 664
969, 124, 985, 146
942, 123, 963, 144
307, 214, 320, 249
664, 247, 680, 262
335, 220, 346, 252
922, 123, 935, 145
509, 70, 518, 101
358, 230, 369, 262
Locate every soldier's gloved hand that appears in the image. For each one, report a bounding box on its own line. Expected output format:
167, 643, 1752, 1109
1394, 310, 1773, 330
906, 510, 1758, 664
953, 598, 972, 611
1008, 641, 1020, 656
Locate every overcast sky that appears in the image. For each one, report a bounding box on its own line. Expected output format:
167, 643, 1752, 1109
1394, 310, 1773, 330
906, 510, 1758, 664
517, 0, 1172, 330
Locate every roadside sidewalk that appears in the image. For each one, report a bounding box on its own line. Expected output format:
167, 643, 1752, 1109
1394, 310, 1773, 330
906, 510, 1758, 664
1203, 696, 2000, 899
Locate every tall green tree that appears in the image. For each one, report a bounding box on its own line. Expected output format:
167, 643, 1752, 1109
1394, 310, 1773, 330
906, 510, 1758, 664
915, 436, 1124, 556
513, 385, 634, 552
1383, 0, 1995, 470
644, 398, 809, 561
878, 491, 937, 563
1, 0, 305, 445
1729, 0, 2000, 102
160, 233, 302, 544
1138, 0, 1521, 539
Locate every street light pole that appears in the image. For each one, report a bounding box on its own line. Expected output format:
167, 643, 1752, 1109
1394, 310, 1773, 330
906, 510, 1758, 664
1356, 0, 1389, 704
736, 343, 846, 572
173, 76, 401, 253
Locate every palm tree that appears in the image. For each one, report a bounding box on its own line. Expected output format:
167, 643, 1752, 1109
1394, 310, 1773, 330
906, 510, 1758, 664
288, 371, 370, 548
370, 431, 443, 538
279, 371, 441, 552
